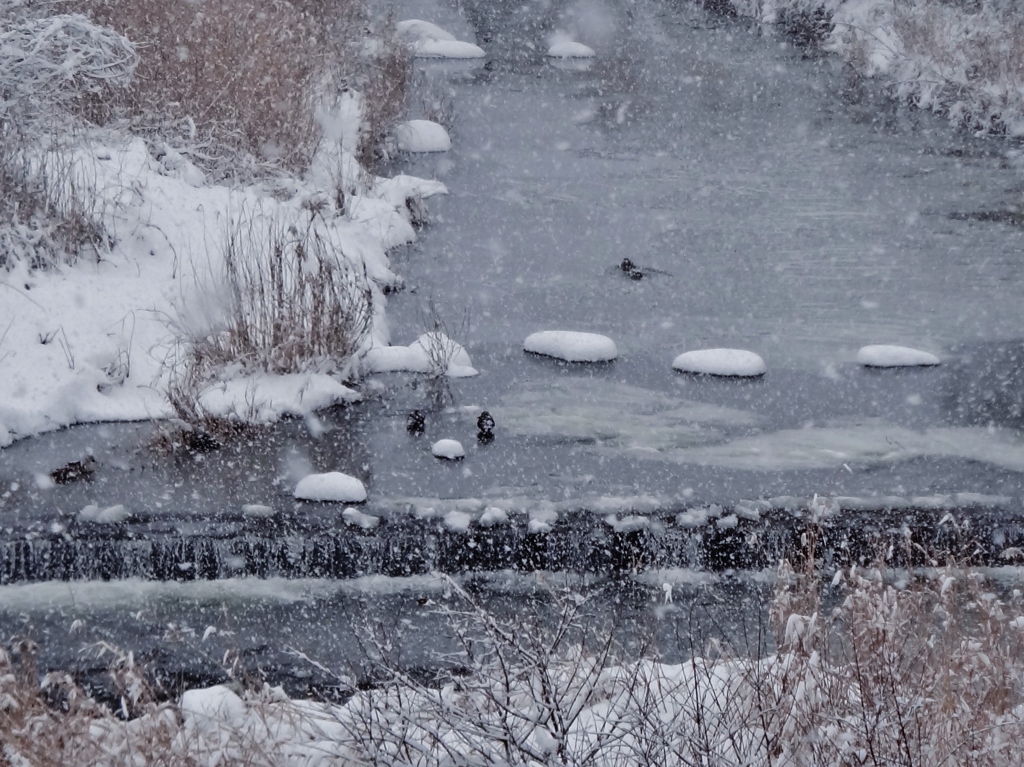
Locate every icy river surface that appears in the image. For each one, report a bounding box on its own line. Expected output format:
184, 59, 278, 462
4, 0, 1024, 683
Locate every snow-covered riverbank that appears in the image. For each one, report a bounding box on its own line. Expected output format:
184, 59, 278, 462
738, 0, 1024, 136
0, 101, 448, 448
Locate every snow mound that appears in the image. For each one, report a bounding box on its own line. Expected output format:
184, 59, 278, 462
294, 472, 367, 503
672, 349, 766, 377
363, 333, 478, 377
395, 120, 452, 153
432, 439, 465, 460
857, 344, 940, 368
78, 504, 130, 524
412, 39, 486, 59
343, 507, 380, 529
444, 510, 472, 531
396, 19, 457, 42
524, 331, 618, 362
547, 41, 596, 58
480, 506, 509, 526
198, 373, 360, 423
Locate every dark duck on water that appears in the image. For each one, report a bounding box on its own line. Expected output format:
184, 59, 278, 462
477, 410, 495, 443
407, 410, 426, 435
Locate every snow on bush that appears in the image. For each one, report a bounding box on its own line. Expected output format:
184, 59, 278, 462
0, 13, 137, 268
713, 0, 1024, 137
4, 553, 1023, 766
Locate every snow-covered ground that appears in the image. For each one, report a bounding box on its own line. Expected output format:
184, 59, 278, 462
0, 95, 447, 447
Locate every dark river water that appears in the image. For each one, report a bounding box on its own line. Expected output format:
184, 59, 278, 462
3, 0, 1024, 683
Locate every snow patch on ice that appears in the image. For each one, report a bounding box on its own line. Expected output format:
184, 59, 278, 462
523, 330, 618, 362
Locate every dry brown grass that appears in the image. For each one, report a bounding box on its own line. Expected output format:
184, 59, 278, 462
60, 0, 409, 177
4, 551, 1024, 766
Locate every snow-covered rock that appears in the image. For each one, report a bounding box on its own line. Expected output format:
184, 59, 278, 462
672, 349, 766, 377
363, 333, 478, 377
547, 40, 596, 58
396, 19, 457, 42
78, 504, 130, 524
444, 510, 472, 531
432, 439, 465, 460
412, 39, 486, 59
343, 507, 380, 529
524, 331, 618, 362
395, 120, 452, 153
857, 344, 940, 368
480, 506, 509, 526
294, 472, 367, 503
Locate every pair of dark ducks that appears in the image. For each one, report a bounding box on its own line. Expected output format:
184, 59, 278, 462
408, 410, 495, 443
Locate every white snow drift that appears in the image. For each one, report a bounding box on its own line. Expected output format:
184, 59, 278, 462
395, 120, 452, 152
294, 472, 367, 503
672, 349, 766, 377
857, 344, 940, 368
524, 331, 618, 362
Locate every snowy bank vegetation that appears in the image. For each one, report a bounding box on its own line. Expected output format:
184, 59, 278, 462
716, 0, 1024, 137
0, 0, 444, 445
4, 556, 1024, 766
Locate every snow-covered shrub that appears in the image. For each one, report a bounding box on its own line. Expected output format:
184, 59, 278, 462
0, 13, 136, 268
214, 213, 373, 374
355, 13, 414, 169
4, 557, 1024, 766
703, 0, 1024, 136
61, 0, 409, 177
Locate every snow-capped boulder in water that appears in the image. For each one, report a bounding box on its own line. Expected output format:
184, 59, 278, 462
547, 40, 596, 58
294, 472, 367, 503
432, 439, 465, 460
412, 39, 485, 59
395, 120, 452, 153
857, 345, 940, 368
396, 19, 458, 42
395, 17, 486, 58
672, 349, 766, 377
524, 331, 618, 362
